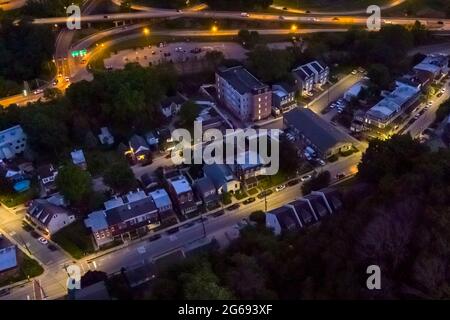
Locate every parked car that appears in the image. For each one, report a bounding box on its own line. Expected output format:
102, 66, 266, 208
275, 184, 286, 192
243, 197, 256, 205
287, 179, 300, 186
301, 174, 312, 182
38, 237, 48, 245
257, 190, 273, 199
0, 288, 10, 297
317, 159, 326, 166
336, 173, 346, 180
226, 203, 240, 211
166, 227, 179, 235
30, 231, 40, 238
48, 244, 58, 251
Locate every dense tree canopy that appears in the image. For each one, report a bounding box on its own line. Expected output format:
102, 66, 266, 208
66, 63, 177, 137
23, 0, 83, 18
56, 164, 93, 204
0, 20, 55, 83
103, 161, 137, 193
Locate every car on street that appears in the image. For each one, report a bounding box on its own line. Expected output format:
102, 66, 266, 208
275, 184, 286, 192
166, 227, 179, 235
234, 219, 249, 230
257, 190, 273, 199
181, 222, 195, 229
33, 89, 43, 95
0, 288, 11, 297
332, 17, 340, 21
30, 230, 40, 238
226, 203, 240, 211
317, 159, 326, 166
64, 76, 70, 82
243, 197, 256, 205
336, 173, 346, 180
437, 92, 443, 97
38, 237, 48, 245
301, 174, 312, 182
241, 12, 250, 17
351, 70, 357, 75
48, 244, 58, 251
279, 15, 285, 20
148, 234, 161, 242
287, 179, 300, 186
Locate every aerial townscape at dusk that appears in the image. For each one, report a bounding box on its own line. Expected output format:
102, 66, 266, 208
1, 0, 450, 307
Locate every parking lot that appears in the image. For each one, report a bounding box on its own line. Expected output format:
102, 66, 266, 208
104, 41, 249, 70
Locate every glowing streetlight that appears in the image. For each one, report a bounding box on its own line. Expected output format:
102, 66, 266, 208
143, 27, 150, 36
290, 24, 298, 32
211, 25, 218, 33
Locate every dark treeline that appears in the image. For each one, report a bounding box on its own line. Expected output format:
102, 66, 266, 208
142, 135, 450, 299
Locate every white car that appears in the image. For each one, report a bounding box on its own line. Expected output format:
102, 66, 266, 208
38, 237, 48, 245
351, 70, 357, 75
275, 184, 286, 192
33, 89, 43, 95
241, 12, 250, 17
301, 174, 312, 182
317, 159, 326, 166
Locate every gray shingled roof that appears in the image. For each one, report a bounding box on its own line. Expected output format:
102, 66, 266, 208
284, 108, 352, 153
105, 197, 157, 225
271, 206, 301, 231
218, 66, 267, 95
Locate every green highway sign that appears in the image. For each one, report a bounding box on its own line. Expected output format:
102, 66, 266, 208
71, 49, 87, 58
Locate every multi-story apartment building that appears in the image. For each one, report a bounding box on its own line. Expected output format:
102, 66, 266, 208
0, 125, 27, 161
216, 66, 272, 122
292, 61, 329, 96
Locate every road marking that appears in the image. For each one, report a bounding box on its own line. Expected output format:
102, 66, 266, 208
137, 246, 146, 254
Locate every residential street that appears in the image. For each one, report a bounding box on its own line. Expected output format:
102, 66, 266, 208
0, 150, 361, 300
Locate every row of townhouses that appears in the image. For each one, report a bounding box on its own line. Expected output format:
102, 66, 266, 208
266, 188, 343, 235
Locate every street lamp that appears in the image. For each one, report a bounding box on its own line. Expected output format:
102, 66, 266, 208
211, 25, 218, 33
291, 24, 298, 32
143, 27, 150, 36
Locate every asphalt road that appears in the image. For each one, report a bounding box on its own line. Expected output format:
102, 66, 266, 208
0, 0, 26, 11
31, 7, 450, 29
269, 0, 406, 15
405, 82, 450, 138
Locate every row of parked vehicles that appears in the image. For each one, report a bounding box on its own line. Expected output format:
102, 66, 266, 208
329, 98, 347, 114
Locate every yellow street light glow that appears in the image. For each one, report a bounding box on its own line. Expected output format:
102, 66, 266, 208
291, 24, 298, 32
211, 25, 218, 32
143, 27, 150, 36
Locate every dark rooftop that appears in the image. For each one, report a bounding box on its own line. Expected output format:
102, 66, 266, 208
218, 66, 268, 95
284, 108, 353, 153
106, 197, 157, 225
